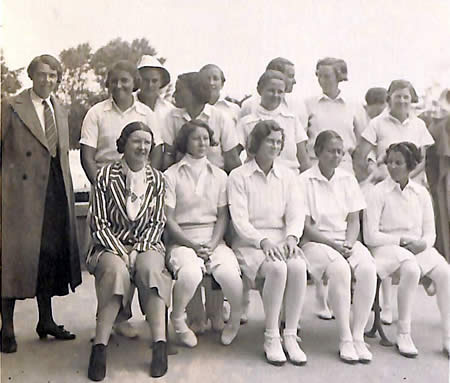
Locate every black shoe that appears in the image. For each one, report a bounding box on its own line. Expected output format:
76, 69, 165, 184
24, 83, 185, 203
0, 330, 17, 353
88, 344, 107, 381
151, 341, 168, 378
36, 323, 76, 340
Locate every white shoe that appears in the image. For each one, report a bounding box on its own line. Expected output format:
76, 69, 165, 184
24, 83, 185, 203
380, 307, 393, 325
113, 321, 138, 339
171, 315, 197, 348
397, 333, 418, 358
339, 341, 358, 364
316, 307, 334, 320
221, 324, 239, 346
264, 333, 286, 366
354, 340, 372, 363
223, 301, 231, 323
282, 333, 307, 366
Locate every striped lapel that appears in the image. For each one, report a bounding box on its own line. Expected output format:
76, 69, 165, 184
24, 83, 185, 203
108, 163, 129, 221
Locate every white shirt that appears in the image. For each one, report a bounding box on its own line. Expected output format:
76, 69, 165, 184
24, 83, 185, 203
361, 110, 434, 162
80, 98, 161, 169
162, 104, 238, 169
363, 178, 436, 248
237, 104, 308, 169
214, 97, 240, 126
30, 89, 55, 133
227, 159, 305, 248
300, 164, 366, 242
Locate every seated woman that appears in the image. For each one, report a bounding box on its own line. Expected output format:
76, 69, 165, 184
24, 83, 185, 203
363, 142, 449, 358
86, 122, 172, 381
228, 120, 308, 366
300, 130, 377, 364
165, 119, 243, 347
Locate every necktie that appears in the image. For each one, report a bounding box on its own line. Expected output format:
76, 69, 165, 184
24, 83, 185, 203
42, 100, 57, 157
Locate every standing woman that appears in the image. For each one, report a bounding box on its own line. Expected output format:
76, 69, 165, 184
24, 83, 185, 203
228, 120, 308, 366
165, 120, 243, 347
200, 64, 240, 126
364, 142, 449, 357
162, 71, 241, 173
1, 55, 81, 353
354, 79, 434, 185
300, 130, 377, 364
87, 122, 172, 380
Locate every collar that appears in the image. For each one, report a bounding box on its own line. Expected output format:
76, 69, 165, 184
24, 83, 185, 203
243, 158, 282, 179
173, 104, 212, 121
384, 177, 421, 195
308, 163, 349, 182
385, 109, 412, 126
177, 154, 213, 171
318, 90, 346, 103
245, 104, 294, 122
30, 89, 51, 105
103, 97, 148, 115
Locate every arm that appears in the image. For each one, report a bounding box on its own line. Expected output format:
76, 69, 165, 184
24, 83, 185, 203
162, 144, 176, 171
345, 211, 361, 248
303, 216, 345, 254
420, 186, 436, 248
353, 139, 375, 183
204, 206, 229, 250
296, 141, 312, 173
80, 144, 98, 185
165, 206, 203, 251
223, 146, 242, 173
150, 144, 163, 171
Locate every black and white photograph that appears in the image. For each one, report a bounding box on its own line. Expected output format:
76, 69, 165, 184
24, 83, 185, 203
1, 1, 449, 382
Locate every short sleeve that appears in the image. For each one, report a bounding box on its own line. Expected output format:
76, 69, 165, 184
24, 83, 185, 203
146, 112, 163, 146
345, 176, 367, 212
161, 111, 177, 146
217, 111, 239, 152
294, 117, 308, 143
416, 120, 434, 148
80, 105, 100, 148
298, 174, 311, 216
361, 119, 378, 146
217, 173, 227, 207
163, 167, 177, 208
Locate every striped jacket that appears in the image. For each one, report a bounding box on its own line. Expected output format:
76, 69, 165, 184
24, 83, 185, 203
87, 161, 166, 270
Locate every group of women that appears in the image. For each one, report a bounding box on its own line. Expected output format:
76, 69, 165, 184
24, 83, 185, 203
1, 54, 448, 382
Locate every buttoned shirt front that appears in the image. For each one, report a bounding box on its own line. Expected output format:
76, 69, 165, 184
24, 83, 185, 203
300, 164, 366, 242
363, 178, 436, 248
162, 104, 238, 169
164, 156, 227, 230
80, 98, 161, 169
237, 105, 308, 170
361, 110, 434, 162
227, 159, 305, 248
30, 89, 55, 133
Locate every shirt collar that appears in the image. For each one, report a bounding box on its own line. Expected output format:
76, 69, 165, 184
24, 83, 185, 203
384, 177, 421, 195
30, 89, 51, 105
254, 103, 295, 119
318, 90, 346, 103
385, 110, 412, 126
103, 97, 148, 115
309, 163, 348, 182
243, 158, 282, 179
173, 104, 212, 121
177, 154, 214, 172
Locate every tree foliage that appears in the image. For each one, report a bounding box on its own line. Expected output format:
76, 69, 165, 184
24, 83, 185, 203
1, 53, 23, 99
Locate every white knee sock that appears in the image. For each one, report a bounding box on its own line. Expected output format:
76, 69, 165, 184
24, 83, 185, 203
284, 258, 307, 330
172, 266, 203, 319
397, 260, 420, 333
428, 266, 450, 339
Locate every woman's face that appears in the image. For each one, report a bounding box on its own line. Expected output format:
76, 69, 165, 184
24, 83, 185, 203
203, 67, 223, 102
186, 127, 210, 159
389, 88, 411, 120
283, 65, 296, 93
123, 130, 153, 166
255, 130, 283, 162
139, 68, 163, 96
173, 80, 193, 108
32, 62, 58, 99
109, 70, 134, 104
386, 150, 410, 184
317, 138, 344, 171
260, 79, 285, 111
317, 65, 338, 94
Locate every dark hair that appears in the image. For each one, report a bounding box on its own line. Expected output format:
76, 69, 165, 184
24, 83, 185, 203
266, 57, 294, 75
384, 142, 423, 171
365, 87, 388, 105
315, 57, 348, 82
106, 60, 141, 92
177, 72, 211, 105
116, 121, 154, 154
314, 130, 343, 157
247, 120, 285, 155
199, 64, 226, 84
174, 119, 218, 154
27, 54, 63, 84
256, 70, 287, 95
387, 79, 419, 104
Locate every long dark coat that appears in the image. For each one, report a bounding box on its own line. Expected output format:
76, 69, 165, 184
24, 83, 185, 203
1, 89, 82, 298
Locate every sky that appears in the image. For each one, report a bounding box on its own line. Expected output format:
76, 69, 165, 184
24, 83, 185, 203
2, 0, 450, 102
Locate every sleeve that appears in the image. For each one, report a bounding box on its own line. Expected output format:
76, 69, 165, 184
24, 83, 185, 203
353, 102, 369, 138
80, 105, 100, 148
417, 120, 435, 148
236, 119, 247, 148
285, 173, 305, 240
227, 171, 266, 248
346, 176, 367, 213
419, 187, 436, 248
361, 118, 378, 146
161, 112, 176, 146
134, 171, 167, 251
295, 98, 309, 129
238, 96, 253, 119
90, 168, 128, 258
217, 172, 227, 207
163, 167, 177, 209
297, 175, 311, 217
363, 186, 401, 247
147, 111, 163, 146
294, 116, 308, 144
218, 112, 239, 152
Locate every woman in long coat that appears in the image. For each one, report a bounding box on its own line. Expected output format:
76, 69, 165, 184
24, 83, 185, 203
1, 54, 81, 353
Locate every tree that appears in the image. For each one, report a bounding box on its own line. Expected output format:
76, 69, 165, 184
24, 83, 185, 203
1, 53, 23, 99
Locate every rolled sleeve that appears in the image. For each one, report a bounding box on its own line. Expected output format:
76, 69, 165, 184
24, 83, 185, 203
80, 107, 99, 148
285, 174, 305, 239
419, 187, 436, 248
163, 168, 177, 209
294, 117, 308, 144
219, 113, 239, 152
361, 119, 378, 147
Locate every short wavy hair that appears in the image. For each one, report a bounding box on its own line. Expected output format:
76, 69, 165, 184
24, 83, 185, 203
174, 119, 218, 155
315, 57, 348, 82
27, 54, 63, 85
387, 79, 419, 104
199, 64, 226, 84
384, 142, 423, 171
247, 120, 285, 155
266, 57, 294, 75
116, 121, 155, 154
256, 70, 287, 95
177, 72, 211, 105
313, 130, 343, 157
106, 60, 141, 92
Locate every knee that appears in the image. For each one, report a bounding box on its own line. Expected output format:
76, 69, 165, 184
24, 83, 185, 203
177, 265, 203, 287
328, 258, 351, 282
266, 260, 288, 280
400, 260, 421, 281
100, 257, 129, 281
355, 261, 377, 282
286, 257, 307, 276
